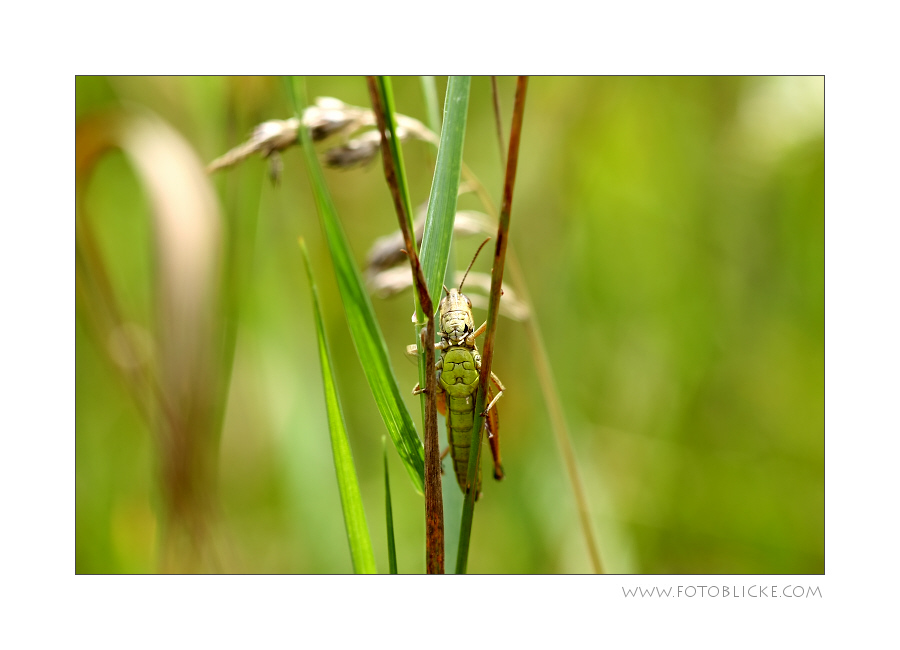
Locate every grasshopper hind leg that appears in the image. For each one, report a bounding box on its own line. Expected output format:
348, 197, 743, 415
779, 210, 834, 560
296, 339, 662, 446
484, 387, 504, 481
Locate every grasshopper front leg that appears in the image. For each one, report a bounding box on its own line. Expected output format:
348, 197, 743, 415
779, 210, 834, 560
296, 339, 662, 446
405, 342, 447, 358
463, 321, 488, 348
409, 358, 450, 474
407, 343, 443, 396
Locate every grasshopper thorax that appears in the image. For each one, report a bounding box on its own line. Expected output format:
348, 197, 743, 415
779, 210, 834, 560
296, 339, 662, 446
438, 288, 475, 346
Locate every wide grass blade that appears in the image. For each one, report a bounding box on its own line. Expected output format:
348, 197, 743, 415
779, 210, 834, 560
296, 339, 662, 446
287, 77, 425, 494
300, 239, 377, 574
419, 76, 471, 311
383, 438, 398, 574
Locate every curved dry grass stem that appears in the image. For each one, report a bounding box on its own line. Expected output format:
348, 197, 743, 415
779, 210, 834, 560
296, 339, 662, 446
76, 108, 223, 572
367, 76, 444, 574
76, 218, 162, 424
506, 250, 604, 574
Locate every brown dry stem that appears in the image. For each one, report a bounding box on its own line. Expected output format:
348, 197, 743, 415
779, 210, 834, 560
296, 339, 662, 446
366, 77, 444, 575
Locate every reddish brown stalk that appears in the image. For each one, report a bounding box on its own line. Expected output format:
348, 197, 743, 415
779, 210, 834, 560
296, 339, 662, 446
450, 77, 604, 573
456, 77, 529, 573
478, 77, 528, 408
366, 77, 444, 574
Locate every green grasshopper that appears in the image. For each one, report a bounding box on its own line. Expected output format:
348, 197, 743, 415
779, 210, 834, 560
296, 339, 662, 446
410, 242, 505, 497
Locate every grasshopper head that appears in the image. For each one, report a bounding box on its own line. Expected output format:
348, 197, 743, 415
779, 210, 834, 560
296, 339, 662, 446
438, 288, 474, 345
438, 238, 489, 346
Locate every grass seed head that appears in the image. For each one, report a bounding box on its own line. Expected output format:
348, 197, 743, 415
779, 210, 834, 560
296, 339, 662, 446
207, 96, 438, 175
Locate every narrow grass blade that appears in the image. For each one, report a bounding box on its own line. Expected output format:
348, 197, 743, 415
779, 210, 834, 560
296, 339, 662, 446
491, 76, 506, 170
420, 76, 471, 311
301, 239, 377, 574
371, 77, 418, 258
287, 77, 426, 494
419, 76, 441, 136
383, 438, 398, 574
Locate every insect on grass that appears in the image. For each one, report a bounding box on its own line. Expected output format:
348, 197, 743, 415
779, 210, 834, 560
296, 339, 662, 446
409, 239, 505, 498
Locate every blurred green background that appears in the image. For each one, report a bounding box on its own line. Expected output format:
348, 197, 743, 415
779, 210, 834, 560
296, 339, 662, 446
75, 76, 824, 574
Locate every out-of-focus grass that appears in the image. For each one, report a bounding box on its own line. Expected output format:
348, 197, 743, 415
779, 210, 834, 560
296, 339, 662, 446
75, 76, 824, 574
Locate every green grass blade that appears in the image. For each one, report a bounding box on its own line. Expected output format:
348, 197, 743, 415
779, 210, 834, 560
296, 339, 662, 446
420, 76, 471, 311
374, 77, 417, 249
300, 239, 376, 574
419, 76, 441, 136
371, 76, 427, 377
383, 438, 398, 574
288, 77, 426, 494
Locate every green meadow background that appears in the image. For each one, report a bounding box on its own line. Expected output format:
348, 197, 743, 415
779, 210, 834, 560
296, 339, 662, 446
75, 76, 824, 574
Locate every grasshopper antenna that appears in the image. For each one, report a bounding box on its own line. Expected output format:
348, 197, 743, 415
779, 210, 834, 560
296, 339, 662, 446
458, 237, 491, 292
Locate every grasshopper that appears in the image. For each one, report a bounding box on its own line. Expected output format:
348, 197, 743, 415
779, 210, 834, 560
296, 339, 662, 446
409, 241, 505, 496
